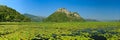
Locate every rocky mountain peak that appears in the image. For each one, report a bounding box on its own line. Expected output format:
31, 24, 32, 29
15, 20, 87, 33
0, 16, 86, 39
56, 8, 80, 18
56, 8, 70, 14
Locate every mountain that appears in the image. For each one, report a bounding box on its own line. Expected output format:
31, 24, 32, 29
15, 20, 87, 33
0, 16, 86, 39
108, 20, 120, 22
44, 8, 85, 22
0, 5, 31, 22
85, 19, 99, 22
23, 14, 45, 22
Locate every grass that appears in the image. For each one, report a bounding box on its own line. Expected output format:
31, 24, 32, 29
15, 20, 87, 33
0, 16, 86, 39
0, 22, 120, 40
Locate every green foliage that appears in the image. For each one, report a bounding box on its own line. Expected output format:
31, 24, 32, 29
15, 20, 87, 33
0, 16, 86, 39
0, 5, 31, 22
0, 22, 120, 40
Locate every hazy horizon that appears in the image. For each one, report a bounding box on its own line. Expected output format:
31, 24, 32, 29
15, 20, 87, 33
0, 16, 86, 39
0, 0, 120, 21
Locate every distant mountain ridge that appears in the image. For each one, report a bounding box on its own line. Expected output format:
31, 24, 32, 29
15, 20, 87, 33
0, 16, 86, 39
23, 14, 45, 22
44, 8, 85, 22
85, 19, 99, 22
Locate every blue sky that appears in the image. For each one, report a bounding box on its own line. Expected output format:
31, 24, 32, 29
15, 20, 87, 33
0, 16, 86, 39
0, 0, 120, 20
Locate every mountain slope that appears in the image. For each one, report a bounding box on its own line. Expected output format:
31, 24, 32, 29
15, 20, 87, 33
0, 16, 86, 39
44, 8, 85, 22
0, 5, 31, 22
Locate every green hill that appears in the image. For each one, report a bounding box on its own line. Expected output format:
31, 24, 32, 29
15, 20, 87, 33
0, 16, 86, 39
0, 5, 31, 22
44, 8, 85, 22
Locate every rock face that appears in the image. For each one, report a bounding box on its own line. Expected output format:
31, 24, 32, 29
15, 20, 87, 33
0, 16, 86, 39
44, 8, 85, 22
57, 8, 70, 14
57, 8, 80, 18
0, 5, 31, 22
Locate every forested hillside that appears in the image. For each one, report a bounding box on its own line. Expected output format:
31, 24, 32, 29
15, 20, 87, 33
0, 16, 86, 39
0, 5, 31, 22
